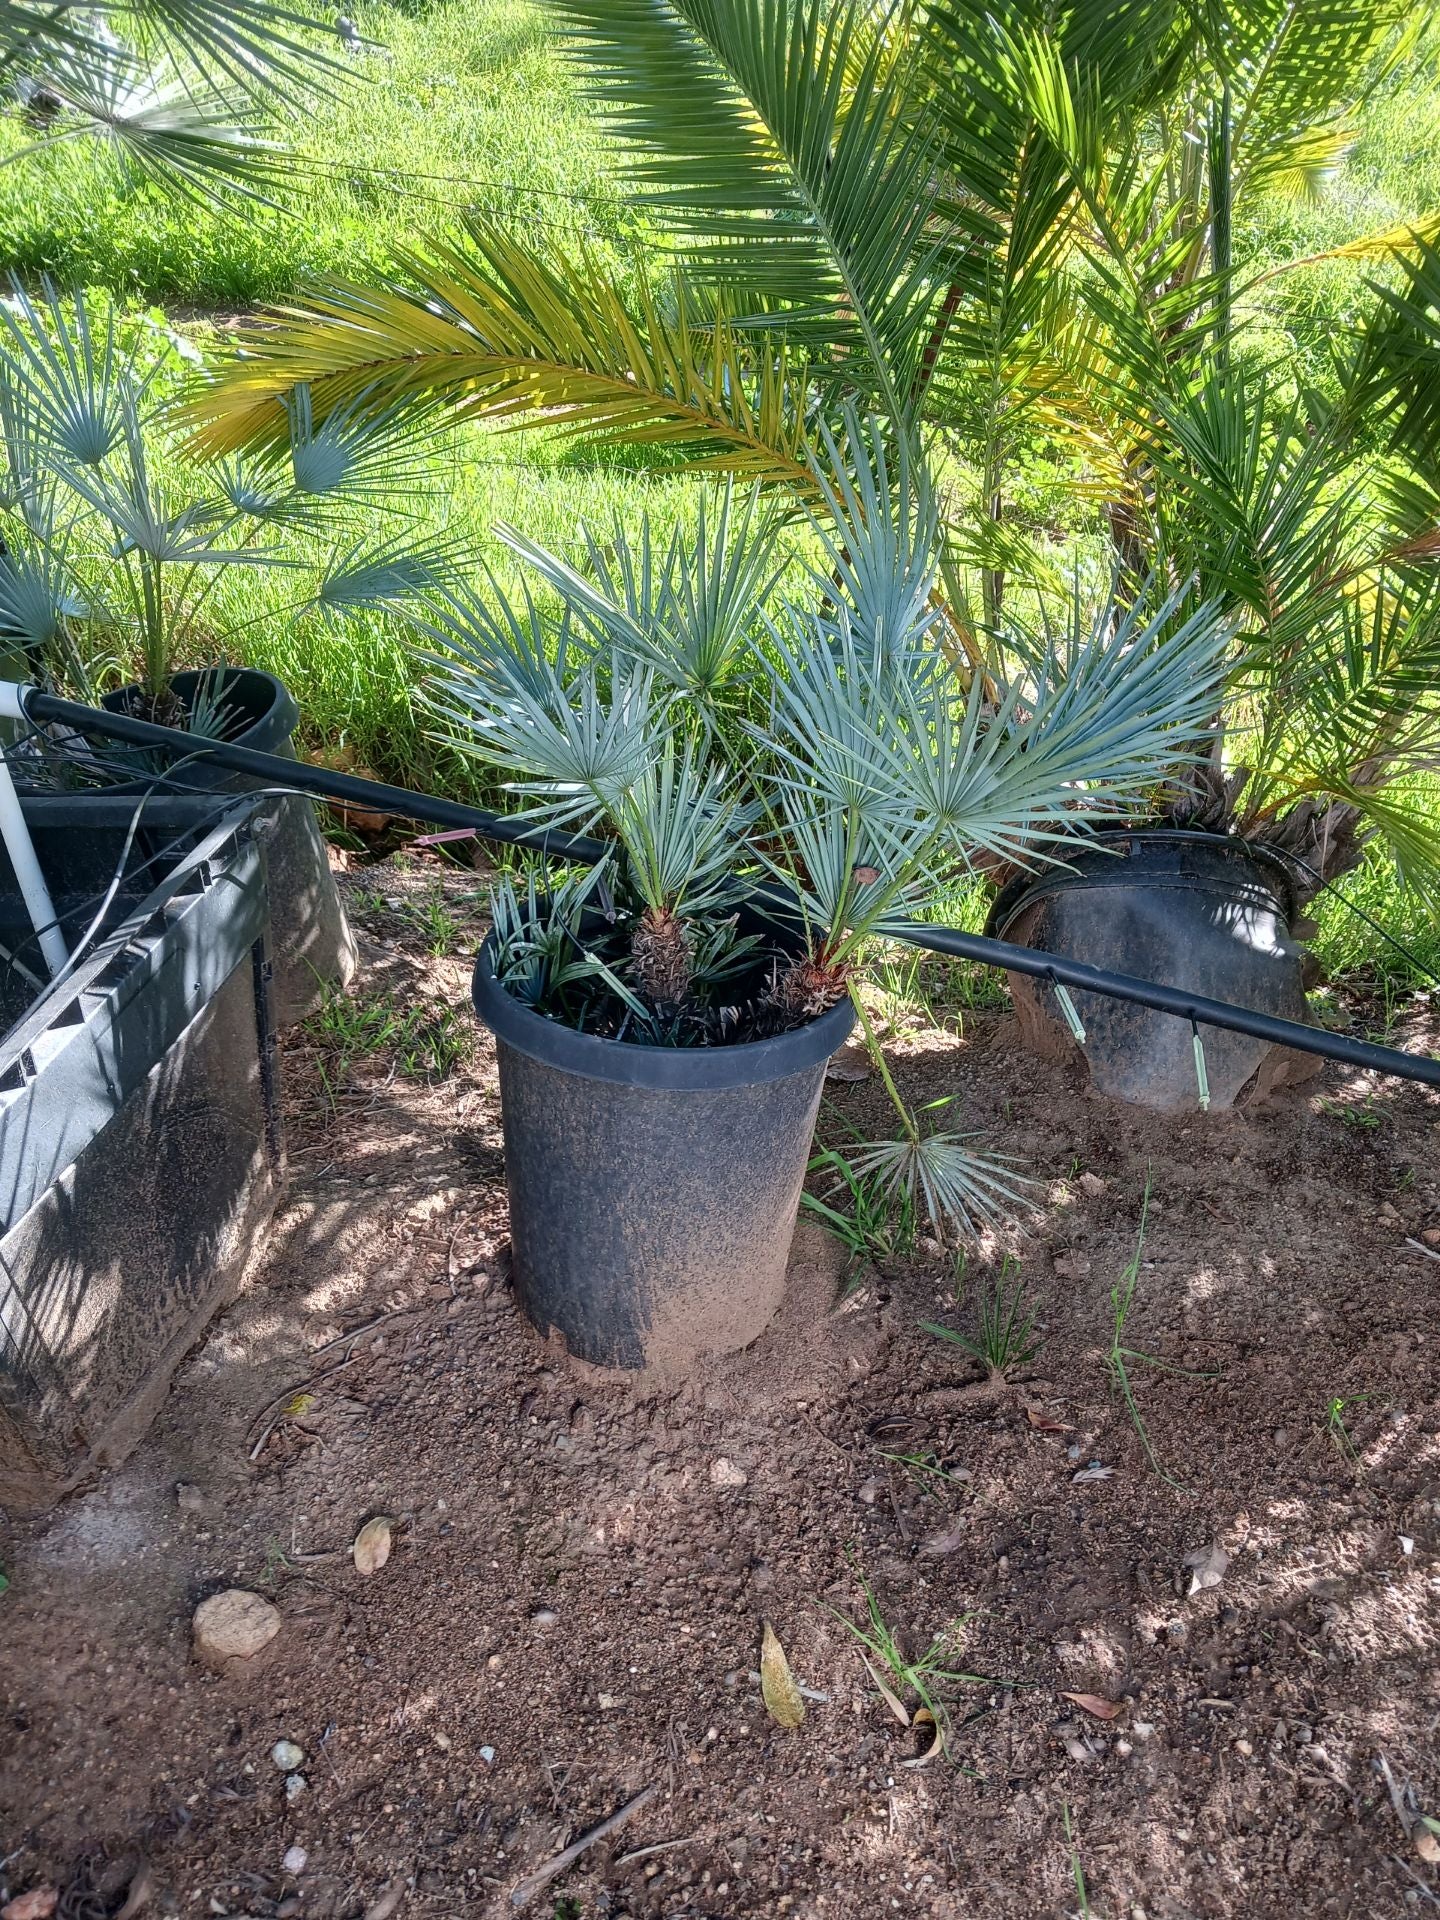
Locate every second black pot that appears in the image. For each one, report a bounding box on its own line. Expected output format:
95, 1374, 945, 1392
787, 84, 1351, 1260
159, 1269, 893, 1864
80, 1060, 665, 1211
988, 830, 1311, 1111
98, 667, 355, 1026
471, 910, 855, 1372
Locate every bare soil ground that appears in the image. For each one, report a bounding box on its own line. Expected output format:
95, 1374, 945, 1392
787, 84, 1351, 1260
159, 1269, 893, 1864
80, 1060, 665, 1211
2, 854, 1438, 1920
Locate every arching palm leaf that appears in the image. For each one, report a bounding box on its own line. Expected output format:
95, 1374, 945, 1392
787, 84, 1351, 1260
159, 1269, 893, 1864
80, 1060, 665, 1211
185, 219, 821, 495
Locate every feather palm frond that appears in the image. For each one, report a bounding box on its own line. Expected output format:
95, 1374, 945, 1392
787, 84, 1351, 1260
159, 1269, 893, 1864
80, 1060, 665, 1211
185, 219, 821, 495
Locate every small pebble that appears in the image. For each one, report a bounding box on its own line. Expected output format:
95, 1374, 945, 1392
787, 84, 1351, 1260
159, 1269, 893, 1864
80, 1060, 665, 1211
479, 1745, 496, 1764
1235, 1738, 1254, 1756
282, 1846, 308, 1876
192, 1589, 281, 1670
531, 1608, 559, 1628
709, 1457, 748, 1490
285, 1773, 307, 1803
272, 1739, 304, 1771
1400, 1535, 1415, 1556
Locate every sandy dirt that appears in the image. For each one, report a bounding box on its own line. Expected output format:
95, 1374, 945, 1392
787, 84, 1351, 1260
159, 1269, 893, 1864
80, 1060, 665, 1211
1, 854, 1437, 1920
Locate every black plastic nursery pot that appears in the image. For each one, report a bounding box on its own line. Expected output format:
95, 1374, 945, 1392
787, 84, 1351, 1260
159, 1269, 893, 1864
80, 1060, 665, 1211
0, 795, 284, 1510
988, 829, 1311, 1112
93, 666, 355, 1027
471, 909, 856, 1373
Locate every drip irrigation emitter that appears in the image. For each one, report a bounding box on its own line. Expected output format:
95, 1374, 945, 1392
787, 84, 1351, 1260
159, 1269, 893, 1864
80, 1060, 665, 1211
4, 681, 1440, 1097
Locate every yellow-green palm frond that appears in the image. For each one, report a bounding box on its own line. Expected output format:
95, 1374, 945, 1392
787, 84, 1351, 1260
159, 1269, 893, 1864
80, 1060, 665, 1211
183, 218, 820, 496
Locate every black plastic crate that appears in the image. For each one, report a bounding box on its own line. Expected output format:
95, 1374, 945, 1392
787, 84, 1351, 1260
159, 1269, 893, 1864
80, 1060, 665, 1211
0, 796, 284, 1509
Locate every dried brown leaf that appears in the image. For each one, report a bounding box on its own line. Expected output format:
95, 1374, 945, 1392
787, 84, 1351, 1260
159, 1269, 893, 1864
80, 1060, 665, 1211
1183, 1541, 1230, 1596
759, 1621, 805, 1730
901, 1706, 946, 1768
1060, 1691, 1125, 1722
1025, 1406, 1067, 1433
860, 1653, 910, 1727
353, 1515, 394, 1576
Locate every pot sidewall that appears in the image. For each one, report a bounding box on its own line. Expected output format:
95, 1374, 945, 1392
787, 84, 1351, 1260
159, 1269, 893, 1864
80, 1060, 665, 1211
991, 831, 1310, 1111
472, 926, 855, 1371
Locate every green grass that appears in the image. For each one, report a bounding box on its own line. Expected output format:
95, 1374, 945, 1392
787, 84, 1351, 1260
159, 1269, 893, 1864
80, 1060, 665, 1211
1103, 1179, 1219, 1491
304, 982, 472, 1105
802, 1143, 919, 1273
0, 0, 646, 306
1309, 813, 1440, 990
826, 1563, 991, 1736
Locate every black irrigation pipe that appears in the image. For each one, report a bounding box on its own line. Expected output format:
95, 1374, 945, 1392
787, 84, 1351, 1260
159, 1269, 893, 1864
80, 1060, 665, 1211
21, 690, 608, 867
18, 688, 1440, 1093
887, 922, 1440, 1091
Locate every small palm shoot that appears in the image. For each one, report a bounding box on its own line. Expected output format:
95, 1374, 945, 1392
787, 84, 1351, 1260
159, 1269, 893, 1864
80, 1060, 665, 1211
1104, 1180, 1215, 1491
920, 1255, 1041, 1380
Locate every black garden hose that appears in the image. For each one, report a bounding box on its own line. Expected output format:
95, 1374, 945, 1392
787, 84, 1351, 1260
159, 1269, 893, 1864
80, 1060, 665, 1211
16, 687, 1440, 1092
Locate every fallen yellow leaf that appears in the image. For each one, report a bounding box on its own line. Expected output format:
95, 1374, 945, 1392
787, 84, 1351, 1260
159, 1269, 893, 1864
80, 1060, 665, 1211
760, 1620, 805, 1730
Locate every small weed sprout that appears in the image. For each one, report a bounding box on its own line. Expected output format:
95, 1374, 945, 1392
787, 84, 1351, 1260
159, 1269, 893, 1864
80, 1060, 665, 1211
827, 1563, 992, 1745
803, 1144, 918, 1275
1323, 1392, 1370, 1470
875, 1448, 966, 1500
920, 1255, 1040, 1379
305, 986, 470, 1109
1316, 1096, 1384, 1132
1104, 1178, 1216, 1490
1063, 1802, 1092, 1917
403, 891, 471, 958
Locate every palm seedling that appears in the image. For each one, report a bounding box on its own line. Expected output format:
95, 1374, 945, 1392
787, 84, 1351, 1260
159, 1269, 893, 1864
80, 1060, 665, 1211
415, 419, 1232, 1238
0, 280, 459, 746
920, 1255, 1041, 1380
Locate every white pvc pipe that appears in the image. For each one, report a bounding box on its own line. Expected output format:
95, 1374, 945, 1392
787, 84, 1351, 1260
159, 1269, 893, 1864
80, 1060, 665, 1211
0, 682, 68, 978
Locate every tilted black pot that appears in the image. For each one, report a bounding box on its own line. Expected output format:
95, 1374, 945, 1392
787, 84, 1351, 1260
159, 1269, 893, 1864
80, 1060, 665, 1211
471, 904, 855, 1372
987, 829, 1311, 1112
98, 667, 355, 1026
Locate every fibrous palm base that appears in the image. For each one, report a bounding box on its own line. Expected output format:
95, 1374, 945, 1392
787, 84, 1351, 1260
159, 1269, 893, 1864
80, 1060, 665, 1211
632, 905, 692, 1011
131, 683, 189, 732
767, 951, 851, 1024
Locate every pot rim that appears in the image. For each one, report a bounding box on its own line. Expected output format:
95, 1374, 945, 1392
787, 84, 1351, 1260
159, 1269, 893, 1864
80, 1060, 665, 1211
103, 665, 299, 740
471, 919, 855, 1091
986, 827, 1301, 943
